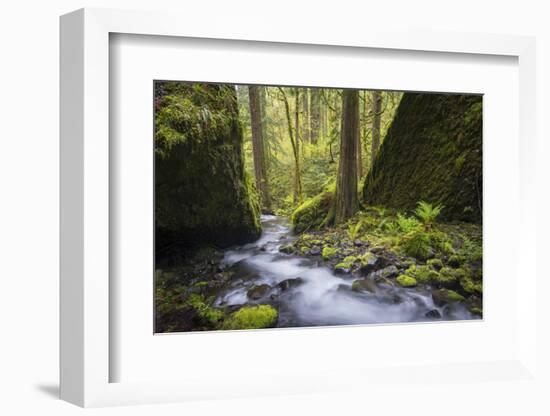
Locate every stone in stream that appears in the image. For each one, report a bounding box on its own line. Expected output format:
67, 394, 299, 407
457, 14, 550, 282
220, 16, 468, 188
425, 309, 442, 319
359, 254, 379, 274
247, 284, 272, 300
279, 244, 295, 254
309, 246, 322, 256
277, 278, 304, 291
351, 278, 377, 293
370, 265, 399, 282
431, 289, 466, 307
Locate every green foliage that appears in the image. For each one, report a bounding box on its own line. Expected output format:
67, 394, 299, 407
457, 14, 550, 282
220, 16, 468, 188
402, 230, 453, 260
185, 294, 224, 325
396, 213, 422, 233
347, 221, 363, 240
414, 201, 444, 226
396, 274, 417, 287
221, 305, 278, 330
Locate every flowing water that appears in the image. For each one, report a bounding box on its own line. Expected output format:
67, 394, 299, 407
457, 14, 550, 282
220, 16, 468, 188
215, 215, 475, 327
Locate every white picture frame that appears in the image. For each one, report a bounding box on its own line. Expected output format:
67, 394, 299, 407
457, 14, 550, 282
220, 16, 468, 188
60, 7, 538, 408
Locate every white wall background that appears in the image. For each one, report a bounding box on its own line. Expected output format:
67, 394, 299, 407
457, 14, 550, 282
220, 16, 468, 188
0, 0, 548, 415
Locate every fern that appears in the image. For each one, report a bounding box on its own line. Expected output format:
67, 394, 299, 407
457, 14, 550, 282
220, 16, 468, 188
396, 213, 422, 233
347, 221, 363, 240
414, 201, 444, 226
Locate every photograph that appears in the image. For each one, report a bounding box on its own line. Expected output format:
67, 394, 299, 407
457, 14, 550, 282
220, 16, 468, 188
154, 81, 483, 333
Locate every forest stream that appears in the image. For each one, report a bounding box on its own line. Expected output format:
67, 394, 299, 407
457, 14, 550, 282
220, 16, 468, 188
213, 215, 474, 328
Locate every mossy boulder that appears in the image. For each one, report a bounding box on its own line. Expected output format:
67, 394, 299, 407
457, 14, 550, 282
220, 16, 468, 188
432, 289, 466, 306
351, 278, 377, 293
291, 185, 334, 233
363, 93, 482, 223
406, 264, 440, 285
427, 258, 443, 271
155, 82, 261, 252
322, 246, 339, 260
221, 305, 278, 330
396, 274, 417, 287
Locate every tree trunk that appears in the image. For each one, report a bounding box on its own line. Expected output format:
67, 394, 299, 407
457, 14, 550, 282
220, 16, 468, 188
279, 87, 302, 205
310, 88, 321, 145
334, 89, 360, 223
302, 88, 310, 143
248, 86, 272, 212
259, 86, 271, 172
371, 90, 382, 166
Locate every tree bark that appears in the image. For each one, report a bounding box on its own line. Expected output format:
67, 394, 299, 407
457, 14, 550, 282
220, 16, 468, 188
279, 87, 302, 205
310, 88, 321, 145
302, 88, 310, 143
371, 90, 382, 166
334, 89, 360, 223
248, 86, 272, 212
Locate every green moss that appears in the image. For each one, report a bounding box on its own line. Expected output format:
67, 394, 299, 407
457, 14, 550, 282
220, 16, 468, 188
446, 290, 466, 302
300, 246, 309, 255
221, 305, 278, 330
290, 185, 335, 233
460, 275, 483, 295
322, 246, 339, 260
396, 274, 417, 287
184, 293, 223, 325
432, 267, 458, 288
448, 254, 461, 268
359, 252, 375, 266
469, 306, 483, 316
427, 258, 443, 270
407, 264, 440, 285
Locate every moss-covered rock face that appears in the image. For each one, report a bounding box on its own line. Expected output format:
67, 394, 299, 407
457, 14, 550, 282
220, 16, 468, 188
363, 93, 482, 223
155, 82, 261, 251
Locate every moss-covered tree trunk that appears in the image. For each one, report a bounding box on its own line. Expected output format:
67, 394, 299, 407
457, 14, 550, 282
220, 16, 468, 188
248, 86, 272, 213
334, 89, 360, 223
155, 82, 261, 252
363, 92, 482, 223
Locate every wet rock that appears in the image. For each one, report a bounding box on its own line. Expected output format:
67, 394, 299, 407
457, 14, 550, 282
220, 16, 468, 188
277, 278, 304, 291
334, 265, 351, 274
279, 244, 294, 254
351, 278, 377, 293
353, 239, 363, 247
260, 246, 267, 252
247, 284, 272, 300
425, 309, 442, 319
432, 289, 466, 306
309, 246, 322, 256
359, 254, 379, 274
370, 265, 399, 281
378, 290, 403, 304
